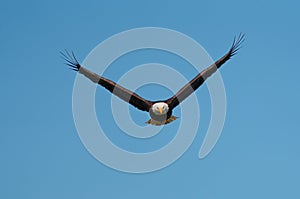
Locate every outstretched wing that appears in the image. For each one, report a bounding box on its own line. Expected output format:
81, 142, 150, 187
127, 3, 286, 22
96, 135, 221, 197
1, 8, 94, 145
165, 33, 245, 110
61, 51, 154, 112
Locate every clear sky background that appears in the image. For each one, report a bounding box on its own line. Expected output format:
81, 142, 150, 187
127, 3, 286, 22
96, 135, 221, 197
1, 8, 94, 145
1, 0, 300, 198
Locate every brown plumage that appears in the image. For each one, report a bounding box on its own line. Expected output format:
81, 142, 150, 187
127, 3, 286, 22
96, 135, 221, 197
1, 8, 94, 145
62, 34, 244, 125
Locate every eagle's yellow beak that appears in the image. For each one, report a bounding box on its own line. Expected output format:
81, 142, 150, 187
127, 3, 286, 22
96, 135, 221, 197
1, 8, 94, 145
159, 107, 163, 114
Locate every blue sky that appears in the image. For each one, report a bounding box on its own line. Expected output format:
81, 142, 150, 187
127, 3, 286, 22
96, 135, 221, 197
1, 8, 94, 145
1, 0, 300, 198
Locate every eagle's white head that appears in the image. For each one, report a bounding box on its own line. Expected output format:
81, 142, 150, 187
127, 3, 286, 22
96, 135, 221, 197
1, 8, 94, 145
151, 102, 169, 115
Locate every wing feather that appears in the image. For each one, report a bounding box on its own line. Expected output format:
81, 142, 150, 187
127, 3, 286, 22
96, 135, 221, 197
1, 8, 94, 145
61, 51, 153, 112
165, 33, 245, 109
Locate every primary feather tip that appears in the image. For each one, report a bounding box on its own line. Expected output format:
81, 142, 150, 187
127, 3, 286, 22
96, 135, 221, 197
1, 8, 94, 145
230, 33, 245, 56
60, 50, 80, 71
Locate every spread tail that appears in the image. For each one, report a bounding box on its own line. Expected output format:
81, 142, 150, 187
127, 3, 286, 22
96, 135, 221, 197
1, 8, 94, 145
146, 116, 178, 126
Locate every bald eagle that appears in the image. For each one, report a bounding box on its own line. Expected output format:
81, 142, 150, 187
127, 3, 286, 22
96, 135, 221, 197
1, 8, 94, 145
62, 34, 244, 125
